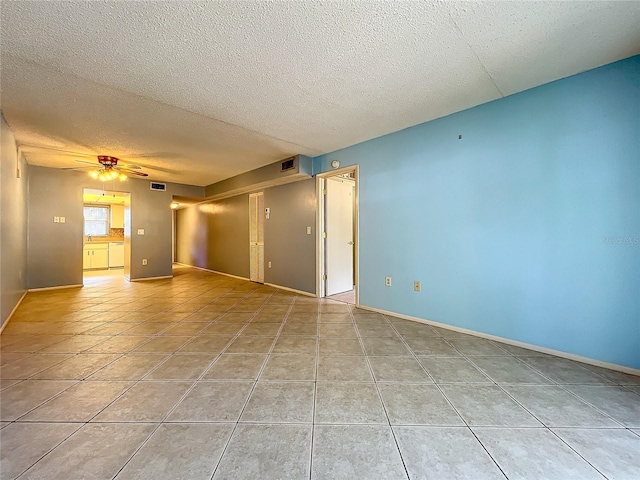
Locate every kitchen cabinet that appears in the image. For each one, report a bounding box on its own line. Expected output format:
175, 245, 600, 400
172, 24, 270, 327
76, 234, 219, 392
111, 204, 125, 229
109, 242, 124, 268
83, 243, 109, 269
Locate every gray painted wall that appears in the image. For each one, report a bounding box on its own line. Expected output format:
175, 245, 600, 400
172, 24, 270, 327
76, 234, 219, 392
1, 115, 28, 328
176, 178, 317, 294
176, 195, 250, 278
264, 179, 316, 294
27, 166, 203, 289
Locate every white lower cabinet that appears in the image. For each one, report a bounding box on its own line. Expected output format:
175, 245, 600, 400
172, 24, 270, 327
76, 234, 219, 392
109, 242, 124, 268
83, 243, 109, 269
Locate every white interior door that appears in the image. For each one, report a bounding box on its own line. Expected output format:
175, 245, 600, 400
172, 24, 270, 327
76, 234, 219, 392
249, 192, 264, 283
325, 177, 354, 295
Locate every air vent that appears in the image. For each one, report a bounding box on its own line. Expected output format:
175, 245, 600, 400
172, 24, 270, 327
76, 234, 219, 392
281, 157, 295, 172
150, 182, 167, 191
204, 155, 312, 200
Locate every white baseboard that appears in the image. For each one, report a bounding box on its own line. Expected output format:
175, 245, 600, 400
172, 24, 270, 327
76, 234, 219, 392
174, 262, 250, 282
129, 275, 173, 282
356, 304, 640, 376
0, 290, 28, 334
174, 263, 316, 297
28, 284, 83, 292
264, 283, 316, 298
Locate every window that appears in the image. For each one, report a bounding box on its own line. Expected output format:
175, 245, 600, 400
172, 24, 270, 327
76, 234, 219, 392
84, 206, 109, 236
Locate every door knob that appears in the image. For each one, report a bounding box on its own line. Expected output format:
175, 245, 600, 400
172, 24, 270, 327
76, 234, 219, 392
348, 241, 354, 245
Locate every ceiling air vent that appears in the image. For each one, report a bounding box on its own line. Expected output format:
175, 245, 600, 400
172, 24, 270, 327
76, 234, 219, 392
281, 157, 295, 172
150, 182, 167, 191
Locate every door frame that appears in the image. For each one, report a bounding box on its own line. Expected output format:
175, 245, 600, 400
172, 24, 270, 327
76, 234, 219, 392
248, 191, 265, 283
81, 187, 131, 281
316, 165, 359, 305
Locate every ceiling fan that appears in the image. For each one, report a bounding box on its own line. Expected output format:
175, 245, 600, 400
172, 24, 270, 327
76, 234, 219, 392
18, 143, 177, 181
72, 155, 149, 182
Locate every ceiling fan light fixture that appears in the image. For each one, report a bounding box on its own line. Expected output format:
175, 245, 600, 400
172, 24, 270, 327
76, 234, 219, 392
83, 155, 146, 181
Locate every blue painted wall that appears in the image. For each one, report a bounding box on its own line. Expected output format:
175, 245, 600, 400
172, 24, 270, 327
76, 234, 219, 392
314, 56, 640, 369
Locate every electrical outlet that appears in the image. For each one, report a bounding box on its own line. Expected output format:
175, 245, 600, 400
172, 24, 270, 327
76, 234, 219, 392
268, 261, 272, 268
414, 281, 421, 292
142, 259, 148, 266
306, 226, 312, 235
385, 276, 392, 287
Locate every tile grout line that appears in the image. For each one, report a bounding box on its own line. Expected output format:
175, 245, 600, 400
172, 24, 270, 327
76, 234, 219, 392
353, 308, 411, 480
109, 283, 274, 480
308, 300, 321, 480
207, 288, 294, 480
383, 315, 511, 480
445, 336, 621, 478
9, 280, 261, 479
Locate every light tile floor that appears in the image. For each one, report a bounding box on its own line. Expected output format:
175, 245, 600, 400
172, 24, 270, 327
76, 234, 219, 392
1, 265, 639, 479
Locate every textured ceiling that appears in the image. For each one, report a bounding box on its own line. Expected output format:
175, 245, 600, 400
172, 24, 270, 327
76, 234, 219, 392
1, 1, 639, 186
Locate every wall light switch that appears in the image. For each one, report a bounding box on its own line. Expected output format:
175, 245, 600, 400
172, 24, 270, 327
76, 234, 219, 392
306, 227, 312, 235
414, 281, 421, 292
60, 217, 66, 223
54, 216, 60, 223
137, 229, 145, 235
142, 259, 148, 265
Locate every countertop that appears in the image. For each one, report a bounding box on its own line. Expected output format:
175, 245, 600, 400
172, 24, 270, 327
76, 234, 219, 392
84, 237, 124, 245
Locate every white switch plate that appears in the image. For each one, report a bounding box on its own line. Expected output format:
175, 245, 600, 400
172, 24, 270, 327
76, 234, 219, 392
54, 216, 59, 223
385, 276, 392, 287
414, 281, 421, 292
60, 217, 65, 223
137, 229, 145, 235
142, 259, 148, 265
306, 227, 312, 235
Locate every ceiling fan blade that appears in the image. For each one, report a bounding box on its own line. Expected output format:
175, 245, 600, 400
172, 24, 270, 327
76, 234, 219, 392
21, 144, 97, 157
75, 159, 100, 166
117, 168, 148, 177
120, 164, 142, 170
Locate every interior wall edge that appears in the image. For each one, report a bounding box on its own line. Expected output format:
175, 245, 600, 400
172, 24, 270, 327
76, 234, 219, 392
28, 284, 83, 292
174, 263, 250, 282
263, 282, 317, 298
128, 275, 173, 282
0, 291, 27, 334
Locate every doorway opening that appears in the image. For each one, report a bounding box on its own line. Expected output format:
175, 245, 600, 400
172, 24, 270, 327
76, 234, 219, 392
82, 188, 130, 282
317, 166, 358, 304
249, 192, 265, 283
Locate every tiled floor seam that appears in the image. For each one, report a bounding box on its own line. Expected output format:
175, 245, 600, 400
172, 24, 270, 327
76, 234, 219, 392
545, 427, 612, 480
10, 422, 85, 480
448, 343, 627, 478
469, 354, 630, 430
383, 314, 512, 480
353, 308, 411, 480
206, 290, 294, 480
13, 285, 268, 477
308, 302, 321, 480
